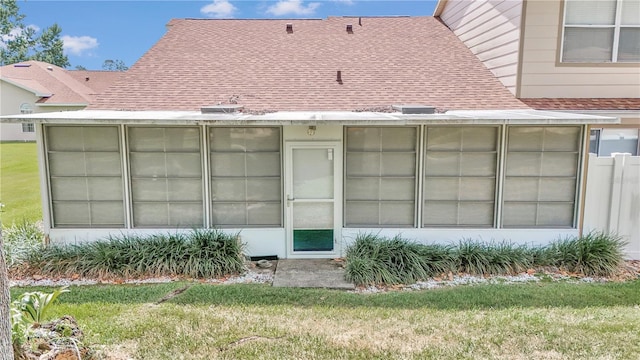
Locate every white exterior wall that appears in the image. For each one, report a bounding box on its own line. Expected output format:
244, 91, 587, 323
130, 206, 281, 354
439, 0, 523, 95
520, 0, 640, 98
1, 82, 39, 141
0, 81, 84, 141
583, 153, 640, 259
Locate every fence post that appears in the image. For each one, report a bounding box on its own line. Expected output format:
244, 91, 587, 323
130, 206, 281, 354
608, 153, 629, 234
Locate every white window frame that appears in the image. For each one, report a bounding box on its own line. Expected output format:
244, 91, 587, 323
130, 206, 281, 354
44, 125, 126, 228
343, 126, 419, 228
561, 0, 640, 63
127, 126, 205, 228
208, 126, 283, 228
22, 123, 35, 133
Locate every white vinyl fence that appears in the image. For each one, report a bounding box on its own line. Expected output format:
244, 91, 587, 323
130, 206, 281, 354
583, 153, 640, 259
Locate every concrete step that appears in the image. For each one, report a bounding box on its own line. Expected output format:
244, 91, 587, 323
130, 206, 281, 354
272, 259, 355, 290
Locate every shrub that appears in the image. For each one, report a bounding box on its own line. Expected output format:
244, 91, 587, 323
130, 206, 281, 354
23, 229, 245, 279
455, 240, 534, 275
345, 234, 431, 285
2, 220, 44, 267
344, 232, 626, 285
546, 232, 626, 276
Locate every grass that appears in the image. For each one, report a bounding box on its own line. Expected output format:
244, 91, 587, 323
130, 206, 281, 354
10, 281, 640, 359
0, 142, 41, 225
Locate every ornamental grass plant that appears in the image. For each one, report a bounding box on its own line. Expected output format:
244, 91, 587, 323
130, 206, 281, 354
345, 232, 627, 286
21, 229, 245, 279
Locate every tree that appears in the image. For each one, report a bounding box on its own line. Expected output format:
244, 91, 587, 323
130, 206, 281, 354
102, 59, 128, 71
0, 227, 14, 360
74, 64, 87, 70
0, 0, 69, 67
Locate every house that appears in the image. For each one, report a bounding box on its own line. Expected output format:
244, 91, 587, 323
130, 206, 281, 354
0, 61, 122, 141
434, 0, 640, 156
0, 16, 620, 259
434, 0, 639, 257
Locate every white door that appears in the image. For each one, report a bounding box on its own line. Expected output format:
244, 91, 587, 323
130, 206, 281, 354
285, 142, 342, 258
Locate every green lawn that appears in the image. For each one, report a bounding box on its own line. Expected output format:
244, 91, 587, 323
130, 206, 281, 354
0, 142, 42, 225
11, 281, 640, 359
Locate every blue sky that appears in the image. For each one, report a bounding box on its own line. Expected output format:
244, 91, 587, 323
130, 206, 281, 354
19, 1, 438, 70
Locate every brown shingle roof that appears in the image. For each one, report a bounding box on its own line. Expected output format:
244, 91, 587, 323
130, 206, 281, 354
0, 61, 121, 104
67, 70, 123, 96
90, 17, 528, 112
521, 98, 640, 111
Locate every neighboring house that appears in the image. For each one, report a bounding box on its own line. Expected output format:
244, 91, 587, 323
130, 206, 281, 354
434, 0, 640, 156
1, 16, 619, 259
0, 61, 122, 141
435, 0, 639, 256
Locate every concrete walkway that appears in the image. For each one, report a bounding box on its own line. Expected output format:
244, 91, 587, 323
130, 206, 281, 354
272, 259, 355, 290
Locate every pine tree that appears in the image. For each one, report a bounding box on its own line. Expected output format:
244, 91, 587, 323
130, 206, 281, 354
0, 0, 69, 67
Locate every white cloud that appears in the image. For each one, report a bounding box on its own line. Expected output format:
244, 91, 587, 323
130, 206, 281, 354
332, 0, 354, 4
266, 0, 321, 16
201, 0, 237, 18
61, 35, 98, 56
1, 25, 40, 47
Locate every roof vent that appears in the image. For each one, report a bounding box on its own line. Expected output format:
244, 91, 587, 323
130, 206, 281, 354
336, 70, 343, 84
46, 66, 53, 71
201, 105, 244, 114
346, 24, 353, 33
13, 63, 31, 68
392, 105, 436, 115
286, 23, 293, 33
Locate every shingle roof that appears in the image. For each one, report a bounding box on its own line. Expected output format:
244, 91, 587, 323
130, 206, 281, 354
0, 61, 121, 105
67, 70, 124, 96
521, 98, 640, 111
90, 17, 528, 112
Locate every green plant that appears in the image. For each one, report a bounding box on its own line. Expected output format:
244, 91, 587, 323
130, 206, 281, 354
12, 286, 70, 325
345, 234, 433, 285
547, 232, 626, 276
2, 220, 44, 267
10, 287, 70, 358
23, 229, 245, 279
344, 232, 627, 286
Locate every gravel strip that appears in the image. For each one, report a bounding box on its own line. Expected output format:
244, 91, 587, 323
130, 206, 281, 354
352, 273, 609, 293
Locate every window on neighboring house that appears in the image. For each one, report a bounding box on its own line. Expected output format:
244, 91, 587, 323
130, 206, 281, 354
423, 127, 499, 227
502, 126, 582, 227
209, 127, 282, 226
593, 128, 639, 156
128, 127, 204, 227
345, 127, 417, 227
21, 123, 35, 133
46, 126, 125, 228
562, 0, 640, 62
589, 129, 601, 154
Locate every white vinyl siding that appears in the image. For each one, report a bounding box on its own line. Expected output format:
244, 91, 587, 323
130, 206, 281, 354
520, 0, 640, 98
345, 127, 417, 227
423, 127, 499, 227
128, 127, 204, 227
209, 127, 282, 226
46, 126, 125, 228
562, 0, 640, 63
438, 0, 523, 95
503, 126, 582, 227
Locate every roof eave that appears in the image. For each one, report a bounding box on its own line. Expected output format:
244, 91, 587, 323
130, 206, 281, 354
0, 109, 620, 126
433, 0, 449, 17
1, 77, 52, 97
36, 103, 88, 107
